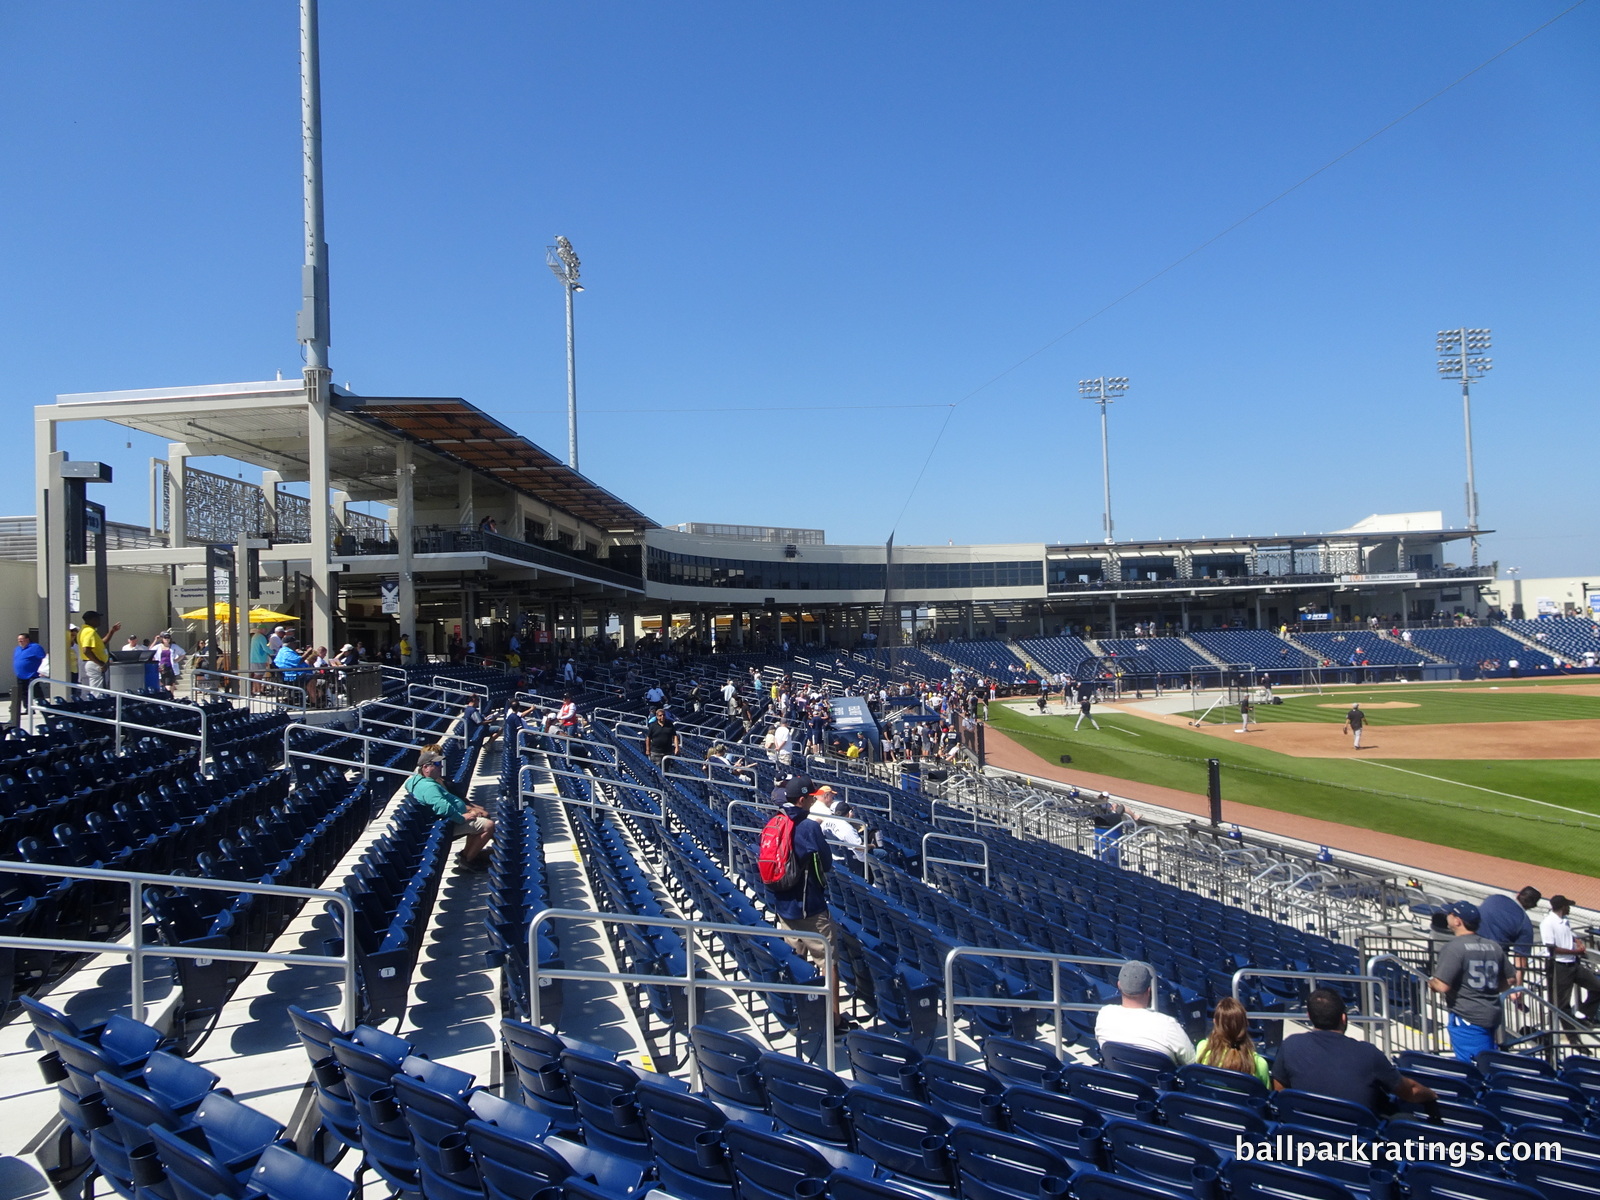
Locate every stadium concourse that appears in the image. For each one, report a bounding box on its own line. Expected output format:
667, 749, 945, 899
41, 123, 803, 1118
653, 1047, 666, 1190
2, 643, 1598, 1200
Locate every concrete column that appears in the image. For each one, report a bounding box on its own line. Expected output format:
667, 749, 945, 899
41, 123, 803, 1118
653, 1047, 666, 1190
167, 442, 190, 548
623, 607, 637, 649
305, 368, 336, 654
395, 441, 416, 659
36, 420, 67, 698
965, 601, 975, 639
261, 469, 282, 538
457, 470, 474, 527
332, 489, 351, 533
1108, 600, 1117, 637
732, 607, 745, 646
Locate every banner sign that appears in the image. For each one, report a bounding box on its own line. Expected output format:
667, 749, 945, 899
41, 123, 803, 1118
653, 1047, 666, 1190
1338, 572, 1418, 584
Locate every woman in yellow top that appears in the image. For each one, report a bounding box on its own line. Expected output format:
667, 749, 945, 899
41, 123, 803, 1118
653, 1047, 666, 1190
1193, 996, 1270, 1088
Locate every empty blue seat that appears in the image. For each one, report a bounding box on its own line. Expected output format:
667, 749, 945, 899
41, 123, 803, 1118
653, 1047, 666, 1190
1159, 1091, 1269, 1153
1173, 1061, 1269, 1109
1062, 1064, 1159, 1120
1229, 1159, 1362, 1200
1100, 1041, 1179, 1090
842, 1086, 954, 1187
238, 1144, 354, 1200
634, 1077, 737, 1200
1102, 1117, 1220, 1198
500, 1020, 583, 1132
561, 1049, 655, 1160
689, 1024, 768, 1111
920, 1055, 1004, 1124
1270, 1089, 1379, 1140
983, 1036, 1064, 1088
722, 1123, 871, 1200
995, 1083, 1102, 1165
1073, 1169, 1195, 1200
947, 1124, 1075, 1200
756, 1051, 850, 1144
1405, 1164, 1545, 1200
1474, 1051, 1552, 1079
845, 1029, 925, 1100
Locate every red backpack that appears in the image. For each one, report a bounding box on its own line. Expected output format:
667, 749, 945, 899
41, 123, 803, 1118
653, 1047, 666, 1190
757, 811, 803, 889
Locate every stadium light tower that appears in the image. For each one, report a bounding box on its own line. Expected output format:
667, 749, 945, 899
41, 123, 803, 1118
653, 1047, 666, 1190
1079, 376, 1129, 544
1437, 327, 1491, 566
547, 236, 584, 471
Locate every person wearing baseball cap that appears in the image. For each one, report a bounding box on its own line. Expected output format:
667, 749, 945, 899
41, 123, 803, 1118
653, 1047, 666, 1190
1429, 900, 1515, 1061
404, 746, 494, 871
1094, 960, 1195, 1066
767, 774, 854, 1032
1541, 895, 1600, 1024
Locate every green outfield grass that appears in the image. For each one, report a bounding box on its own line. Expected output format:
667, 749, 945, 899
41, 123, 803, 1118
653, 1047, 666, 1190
987, 702, 1600, 878
1186, 683, 1600, 726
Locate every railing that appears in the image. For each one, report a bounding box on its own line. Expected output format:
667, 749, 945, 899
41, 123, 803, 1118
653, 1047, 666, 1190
929, 798, 1006, 832
410, 681, 479, 706
0, 860, 358, 1030
1498, 984, 1600, 1068
28, 675, 210, 765
519, 764, 679, 849
661, 754, 758, 792
518, 728, 616, 759
282, 723, 450, 781
192, 667, 311, 712
922, 832, 989, 888
1364, 952, 1444, 1056
1231, 968, 1394, 1054
435, 674, 490, 698
528, 908, 836, 1075
944, 946, 1151, 1059
357, 699, 462, 741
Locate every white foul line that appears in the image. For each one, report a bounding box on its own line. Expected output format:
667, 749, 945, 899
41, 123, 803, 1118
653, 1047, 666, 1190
1353, 759, 1599, 822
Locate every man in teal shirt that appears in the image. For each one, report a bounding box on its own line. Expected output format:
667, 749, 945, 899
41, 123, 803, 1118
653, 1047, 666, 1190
403, 747, 494, 870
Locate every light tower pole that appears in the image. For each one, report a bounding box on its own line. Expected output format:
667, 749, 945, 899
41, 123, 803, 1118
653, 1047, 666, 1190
1437, 328, 1490, 566
1079, 376, 1129, 545
547, 237, 584, 471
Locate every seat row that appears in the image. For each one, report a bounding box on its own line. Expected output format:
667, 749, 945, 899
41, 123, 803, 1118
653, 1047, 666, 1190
22, 996, 350, 1200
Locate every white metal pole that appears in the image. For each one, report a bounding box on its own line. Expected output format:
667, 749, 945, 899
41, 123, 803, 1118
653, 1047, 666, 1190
1461, 376, 1478, 565
1099, 400, 1113, 545
565, 282, 578, 471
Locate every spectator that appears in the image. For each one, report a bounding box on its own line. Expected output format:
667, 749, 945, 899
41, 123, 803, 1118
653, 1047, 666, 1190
77, 611, 119, 690
766, 776, 854, 1031
1428, 900, 1515, 1061
12, 633, 45, 724
1194, 996, 1270, 1086
1094, 961, 1196, 1065
705, 742, 755, 784
809, 786, 867, 863
404, 746, 493, 871
643, 706, 679, 769
1541, 895, 1599, 1023
462, 694, 487, 741
1478, 886, 1540, 977
645, 682, 666, 705
274, 637, 310, 693
1271, 988, 1437, 1114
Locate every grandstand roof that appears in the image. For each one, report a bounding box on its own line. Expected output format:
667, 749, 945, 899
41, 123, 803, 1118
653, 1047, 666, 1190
1048, 522, 1488, 553
334, 393, 654, 531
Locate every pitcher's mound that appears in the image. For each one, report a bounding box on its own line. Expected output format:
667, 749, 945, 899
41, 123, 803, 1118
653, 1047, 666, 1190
1316, 701, 1419, 709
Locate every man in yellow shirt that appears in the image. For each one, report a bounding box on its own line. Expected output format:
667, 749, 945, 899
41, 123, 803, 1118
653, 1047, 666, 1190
78, 610, 120, 690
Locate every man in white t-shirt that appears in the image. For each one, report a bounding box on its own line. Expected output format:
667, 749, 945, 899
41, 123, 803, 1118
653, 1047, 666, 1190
1541, 895, 1599, 1022
1094, 961, 1196, 1066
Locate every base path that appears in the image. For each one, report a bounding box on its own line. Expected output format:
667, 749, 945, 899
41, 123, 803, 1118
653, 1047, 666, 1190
1176, 717, 1600, 760
982, 726, 1600, 909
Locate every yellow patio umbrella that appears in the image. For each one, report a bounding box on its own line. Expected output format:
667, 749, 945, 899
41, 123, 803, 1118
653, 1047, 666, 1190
179, 603, 299, 624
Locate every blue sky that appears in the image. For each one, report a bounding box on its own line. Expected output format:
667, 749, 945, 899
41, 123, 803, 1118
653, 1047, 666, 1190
3, 2, 1595, 574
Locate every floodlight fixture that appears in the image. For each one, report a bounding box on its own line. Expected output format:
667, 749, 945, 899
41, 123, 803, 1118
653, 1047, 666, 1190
1436, 327, 1491, 564
547, 237, 584, 470
1079, 376, 1129, 544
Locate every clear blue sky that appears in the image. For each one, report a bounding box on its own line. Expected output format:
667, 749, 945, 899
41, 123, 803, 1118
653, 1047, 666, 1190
3, 2, 1595, 574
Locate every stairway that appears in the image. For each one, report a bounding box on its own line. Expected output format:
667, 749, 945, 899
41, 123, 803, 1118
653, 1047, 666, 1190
1377, 630, 1450, 665
1180, 636, 1227, 667
1492, 623, 1578, 666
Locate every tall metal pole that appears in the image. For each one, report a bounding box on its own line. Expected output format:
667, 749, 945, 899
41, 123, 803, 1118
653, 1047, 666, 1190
1437, 329, 1489, 569
1098, 400, 1113, 545
299, 0, 335, 652
1080, 377, 1128, 546
565, 281, 578, 472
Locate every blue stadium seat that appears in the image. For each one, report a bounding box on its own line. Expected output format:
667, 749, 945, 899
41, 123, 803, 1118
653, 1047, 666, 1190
1404, 1164, 1545, 1200
689, 1024, 769, 1111
1228, 1159, 1362, 1200
946, 1124, 1075, 1200
842, 1086, 954, 1188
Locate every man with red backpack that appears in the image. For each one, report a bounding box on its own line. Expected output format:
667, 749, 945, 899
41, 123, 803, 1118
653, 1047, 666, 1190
759, 774, 854, 1031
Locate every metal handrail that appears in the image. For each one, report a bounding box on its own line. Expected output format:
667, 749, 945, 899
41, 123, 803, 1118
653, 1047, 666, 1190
410, 681, 478, 706
930, 798, 1005, 832
0, 859, 358, 1030
1231, 968, 1394, 1054
1498, 984, 1599, 1067
526, 907, 836, 1076
518, 764, 676, 842
192, 667, 312, 707
663, 753, 757, 793
357, 698, 461, 740
921, 832, 990, 888
433, 674, 489, 698
517, 691, 564, 714
516, 728, 612, 758
944, 946, 1150, 1059
283, 722, 450, 781
28, 675, 210, 764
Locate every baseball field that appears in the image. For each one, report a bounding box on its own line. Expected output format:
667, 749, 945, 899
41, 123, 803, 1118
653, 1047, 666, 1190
986, 679, 1600, 881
